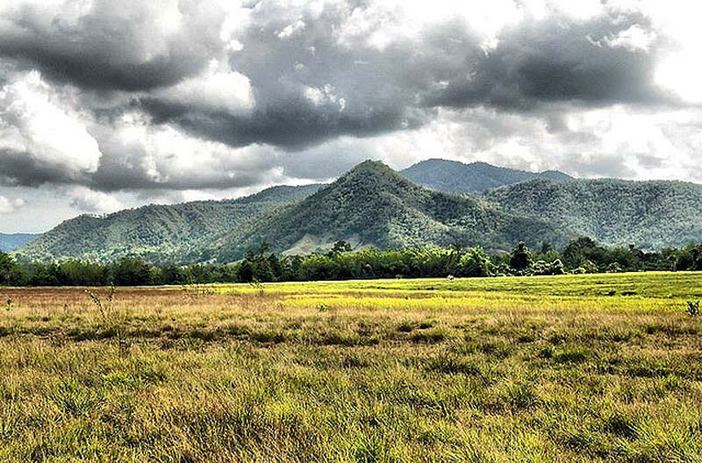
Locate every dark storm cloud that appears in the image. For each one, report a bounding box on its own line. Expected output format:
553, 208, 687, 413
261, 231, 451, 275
0, 0, 225, 91
0, 149, 88, 186
141, 97, 425, 150
132, 6, 666, 150
138, 4, 435, 149
0, 0, 679, 196
1, 43, 205, 92
423, 16, 664, 110
0, 0, 667, 150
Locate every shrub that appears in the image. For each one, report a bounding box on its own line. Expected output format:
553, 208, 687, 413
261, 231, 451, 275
531, 259, 565, 276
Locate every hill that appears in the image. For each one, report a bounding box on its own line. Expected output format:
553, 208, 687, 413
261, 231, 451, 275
16, 159, 702, 264
213, 161, 566, 261
16, 184, 321, 263
0, 233, 38, 252
401, 158, 572, 194
485, 178, 702, 248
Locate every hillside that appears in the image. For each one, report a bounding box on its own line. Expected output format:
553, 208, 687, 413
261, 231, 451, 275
213, 161, 566, 261
0, 233, 37, 252
401, 158, 572, 194
15, 159, 702, 264
17, 184, 321, 263
485, 178, 702, 248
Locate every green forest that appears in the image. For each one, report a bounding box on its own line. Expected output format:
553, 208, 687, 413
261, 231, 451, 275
15, 161, 702, 264
2, 237, 701, 287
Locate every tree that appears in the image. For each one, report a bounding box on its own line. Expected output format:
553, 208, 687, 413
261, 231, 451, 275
674, 244, 702, 271
510, 242, 531, 272
574, 259, 599, 274
563, 237, 601, 268
161, 265, 188, 285
240, 241, 276, 282
328, 240, 352, 256
237, 259, 255, 283
458, 247, 490, 277
0, 252, 18, 285
111, 257, 153, 286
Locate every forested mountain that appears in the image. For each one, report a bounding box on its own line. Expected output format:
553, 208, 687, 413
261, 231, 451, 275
17, 184, 321, 263
212, 161, 566, 261
14, 159, 702, 263
0, 233, 37, 252
401, 158, 572, 194
486, 178, 702, 248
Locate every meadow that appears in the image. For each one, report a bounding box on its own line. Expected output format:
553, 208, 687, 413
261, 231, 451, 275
1, 272, 701, 462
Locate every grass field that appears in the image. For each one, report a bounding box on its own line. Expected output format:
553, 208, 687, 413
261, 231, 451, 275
1, 272, 701, 462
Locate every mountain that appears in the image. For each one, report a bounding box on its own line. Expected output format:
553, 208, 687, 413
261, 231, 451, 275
16, 184, 321, 263
212, 161, 565, 261
485, 178, 702, 248
401, 158, 572, 194
0, 233, 38, 252
15, 159, 702, 264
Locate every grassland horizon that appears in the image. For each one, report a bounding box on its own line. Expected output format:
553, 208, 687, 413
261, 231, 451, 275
1, 272, 701, 462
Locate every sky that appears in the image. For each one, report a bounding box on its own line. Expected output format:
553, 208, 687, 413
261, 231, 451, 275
0, 0, 701, 233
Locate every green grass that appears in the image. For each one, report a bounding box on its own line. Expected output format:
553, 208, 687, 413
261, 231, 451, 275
1, 272, 701, 462
212, 271, 702, 298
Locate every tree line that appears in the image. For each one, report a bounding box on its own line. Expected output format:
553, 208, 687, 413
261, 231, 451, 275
1, 237, 701, 287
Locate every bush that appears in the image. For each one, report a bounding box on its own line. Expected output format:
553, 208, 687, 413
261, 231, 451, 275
574, 259, 599, 274
531, 259, 565, 276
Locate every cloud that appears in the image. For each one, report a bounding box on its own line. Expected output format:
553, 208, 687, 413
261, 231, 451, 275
89, 111, 290, 191
422, 17, 665, 110
277, 19, 306, 40
154, 59, 255, 116
0, 70, 101, 185
1, 0, 702, 232
65, 185, 123, 213
604, 24, 657, 53
0, 0, 679, 155
125, 1, 671, 152
0, 0, 246, 91
0, 195, 25, 214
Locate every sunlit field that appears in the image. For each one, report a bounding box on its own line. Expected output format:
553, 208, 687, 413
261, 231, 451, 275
1, 272, 702, 462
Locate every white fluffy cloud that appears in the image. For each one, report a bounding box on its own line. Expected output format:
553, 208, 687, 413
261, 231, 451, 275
311, 104, 702, 183
0, 71, 101, 178
65, 186, 124, 214
155, 59, 255, 115
94, 111, 291, 190
605, 25, 657, 52
0, 195, 24, 214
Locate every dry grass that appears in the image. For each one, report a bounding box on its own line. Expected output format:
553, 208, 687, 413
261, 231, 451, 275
1, 273, 701, 462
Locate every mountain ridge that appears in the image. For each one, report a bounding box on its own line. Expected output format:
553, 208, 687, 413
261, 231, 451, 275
401, 158, 573, 194
14, 158, 702, 263
485, 177, 702, 249
0, 233, 38, 252
212, 160, 567, 261
17, 184, 322, 263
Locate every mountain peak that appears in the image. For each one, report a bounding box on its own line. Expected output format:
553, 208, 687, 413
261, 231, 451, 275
345, 159, 395, 175
401, 158, 572, 194
215, 159, 563, 261
334, 159, 413, 191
